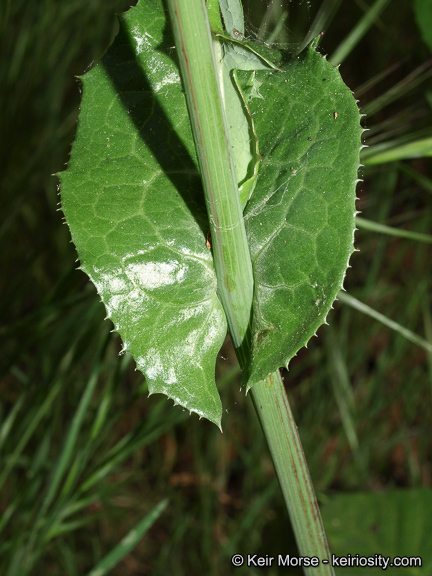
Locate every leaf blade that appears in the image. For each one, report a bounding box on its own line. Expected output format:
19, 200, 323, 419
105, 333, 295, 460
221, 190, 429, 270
238, 45, 363, 385
60, 0, 227, 426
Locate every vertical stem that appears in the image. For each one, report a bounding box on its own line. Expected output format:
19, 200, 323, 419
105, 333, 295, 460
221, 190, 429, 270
166, 1, 334, 573
166, 0, 253, 364
251, 374, 334, 575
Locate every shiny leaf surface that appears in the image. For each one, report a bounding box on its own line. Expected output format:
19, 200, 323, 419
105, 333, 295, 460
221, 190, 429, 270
61, 0, 362, 422
60, 0, 226, 426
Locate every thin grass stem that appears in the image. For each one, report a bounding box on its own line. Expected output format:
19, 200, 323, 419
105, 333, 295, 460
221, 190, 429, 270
338, 292, 432, 353
329, 0, 391, 66
362, 136, 432, 164
356, 216, 432, 243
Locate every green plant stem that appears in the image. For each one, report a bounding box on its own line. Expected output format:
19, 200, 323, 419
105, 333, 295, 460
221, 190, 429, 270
166, 1, 334, 572
166, 0, 253, 365
251, 373, 334, 575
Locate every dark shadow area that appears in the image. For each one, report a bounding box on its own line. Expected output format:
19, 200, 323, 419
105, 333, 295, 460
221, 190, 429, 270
102, 15, 209, 237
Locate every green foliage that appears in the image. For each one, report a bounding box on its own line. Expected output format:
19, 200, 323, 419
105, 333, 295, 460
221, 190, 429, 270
211, 34, 277, 207
219, 0, 245, 38
322, 489, 432, 575
86, 499, 168, 576
2, 0, 432, 573
239, 46, 362, 385
60, 1, 227, 425
414, 0, 432, 54
60, 0, 362, 421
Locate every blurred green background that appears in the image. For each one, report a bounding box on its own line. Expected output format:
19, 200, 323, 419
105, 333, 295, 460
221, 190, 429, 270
1, 0, 432, 574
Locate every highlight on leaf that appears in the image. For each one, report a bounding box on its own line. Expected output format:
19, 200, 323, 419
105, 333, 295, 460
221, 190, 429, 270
60, 0, 362, 423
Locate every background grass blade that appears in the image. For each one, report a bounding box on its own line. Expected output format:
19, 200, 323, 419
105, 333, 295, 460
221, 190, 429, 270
40, 343, 107, 514
361, 60, 432, 117
362, 136, 432, 163
86, 499, 168, 576
329, 0, 391, 66
325, 326, 359, 453
2, 0, 432, 573
356, 216, 432, 243
338, 292, 432, 353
